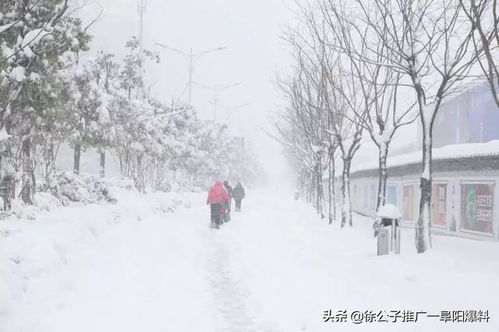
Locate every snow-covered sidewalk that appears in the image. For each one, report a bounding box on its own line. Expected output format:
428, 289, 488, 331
0, 190, 218, 331
1, 188, 498, 332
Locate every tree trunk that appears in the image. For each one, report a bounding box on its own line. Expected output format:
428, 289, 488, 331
44, 140, 56, 188
136, 154, 145, 192
341, 157, 352, 228
317, 156, 325, 219
305, 172, 311, 203
328, 153, 336, 224
73, 143, 81, 174
46, 141, 53, 174
318, 157, 326, 219
99, 151, 106, 178
315, 164, 320, 213
125, 148, 131, 177
310, 169, 316, 206
21, 137, 33, 205
2, 124, 15, 207
376, 143, 389, 210
416, 126, 433, 253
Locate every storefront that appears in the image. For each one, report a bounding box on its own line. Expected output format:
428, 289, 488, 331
403, 184, 415, 222
348, 149, 499, 241
432, 183, 448, 228
459, 182, 495, 236
386, 184, 398, 206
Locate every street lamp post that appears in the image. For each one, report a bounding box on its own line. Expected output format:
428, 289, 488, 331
137, 0, 146, 58
193, 82, 241, 121
137, 0, 147, 100
155, 43, 227, 104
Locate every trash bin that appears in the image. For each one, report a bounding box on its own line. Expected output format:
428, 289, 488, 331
375, 204, 402, 256
377, 228, 390, 255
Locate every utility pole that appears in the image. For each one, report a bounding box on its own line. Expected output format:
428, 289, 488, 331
137, 0, 146, 60
193, 82, 241, 121
137, 0, 147, 99
155, 43, 227, 104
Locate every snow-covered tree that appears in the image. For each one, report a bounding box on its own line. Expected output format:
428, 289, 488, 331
351, 0, 478, 252
0, 0, 90, 204
64, 53, 116, 177
281, 8, 366, 227
0, 3, 260, 208
318, 0, 419, 210
119, 36, 159, 100
459, 0, 499, 107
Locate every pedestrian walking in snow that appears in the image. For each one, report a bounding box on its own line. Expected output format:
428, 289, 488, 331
232, 182, 245, 212
223, 180, 233, 222
207, 181, 230, 229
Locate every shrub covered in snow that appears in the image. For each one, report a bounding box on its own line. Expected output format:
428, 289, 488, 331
34, 192, 62, 211
155, 177, 203, 194
48, 172, 121, 206
0, 4, 260, 210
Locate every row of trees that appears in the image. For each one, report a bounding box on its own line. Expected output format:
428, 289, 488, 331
1, 1, 258, 206
276, 0, 498, 253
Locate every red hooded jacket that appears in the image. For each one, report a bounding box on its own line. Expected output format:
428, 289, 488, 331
207, 181, 229, 204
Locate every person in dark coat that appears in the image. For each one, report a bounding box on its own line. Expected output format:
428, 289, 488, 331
232, 182, 245, 212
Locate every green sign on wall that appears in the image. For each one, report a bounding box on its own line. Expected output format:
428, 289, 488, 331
460, 183, 494, 234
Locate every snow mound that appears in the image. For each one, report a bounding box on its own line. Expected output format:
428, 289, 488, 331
53, 172, 120, 205
156, 177, 203, 193
34, 192, 62, 211
10, 199, 39, 220
376, 204, 402, 219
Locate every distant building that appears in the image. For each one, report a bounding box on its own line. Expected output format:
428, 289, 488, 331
344, 81, 499, 242
348, 143, 499, 241
424, 81, 499, 148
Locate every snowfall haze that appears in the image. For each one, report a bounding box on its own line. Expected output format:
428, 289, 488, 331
1, 1, 499, 332
76, 0, 296, 189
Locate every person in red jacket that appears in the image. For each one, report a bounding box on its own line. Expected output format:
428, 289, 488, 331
207, 181, 229, 229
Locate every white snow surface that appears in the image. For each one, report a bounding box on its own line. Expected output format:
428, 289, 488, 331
0, 126, 10, 142
1, 188, 498, 332
21, 28, 51, 49
9, 66, 25, 82
352, 140, 499, 173
377, 204, 402, 219
0, 22, 15, 34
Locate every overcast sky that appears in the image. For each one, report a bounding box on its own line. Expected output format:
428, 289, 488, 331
77, 0, 297, 186
75, 0, 421, 187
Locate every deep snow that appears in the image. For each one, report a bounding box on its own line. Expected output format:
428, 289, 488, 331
1, 188, 498, 332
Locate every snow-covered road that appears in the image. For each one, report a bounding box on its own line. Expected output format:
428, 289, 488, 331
1, 188, 499, 332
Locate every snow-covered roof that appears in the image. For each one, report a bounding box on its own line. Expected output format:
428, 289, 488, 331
376, 204, 402, 219
352, 140, 499, 173
438, 80, 491, 110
